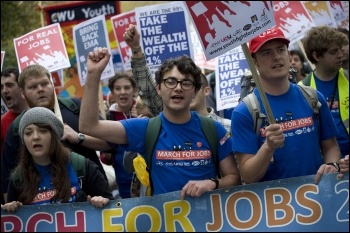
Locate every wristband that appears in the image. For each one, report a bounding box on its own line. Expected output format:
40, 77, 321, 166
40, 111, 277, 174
326, 162, 340, 172
132, 46, 141, 54
210, 178, 219, 190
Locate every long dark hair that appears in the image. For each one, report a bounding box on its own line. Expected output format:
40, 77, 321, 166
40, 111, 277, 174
13, 123, 72, 204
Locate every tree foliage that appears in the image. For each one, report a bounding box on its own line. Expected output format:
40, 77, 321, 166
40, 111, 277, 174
1, 1, 64, 69
1, 2, 41, 68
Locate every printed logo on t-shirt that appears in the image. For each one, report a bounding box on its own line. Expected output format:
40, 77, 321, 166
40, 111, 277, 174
156, 150, 211, 160
260, 117, 314, 137
327, 100, 340, 113
31, 186, 77, 204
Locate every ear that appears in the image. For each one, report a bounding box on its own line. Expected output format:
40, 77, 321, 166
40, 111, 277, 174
203, 86, 210, 97
311, 51, 320, 63
20, 88, 25, 99
156, 84, 161, 96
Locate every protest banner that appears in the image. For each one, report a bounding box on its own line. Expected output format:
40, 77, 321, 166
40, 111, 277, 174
135, 1, 193, 73
215, 46, 250, 111
13, 23, 70, 73
13, 23, 70, 122
73, 15, 115, 86
273, 1, 316, 46
183, 1, 275, 61
111, 11, 137, 71
190, 26, 215, 71
340, 1, 349, 28
328, 1, 349, 28
302, 1, 338, 27
42, 1, 120, 98
1, 173, 348, 232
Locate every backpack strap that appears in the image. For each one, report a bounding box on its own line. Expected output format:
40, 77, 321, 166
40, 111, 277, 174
145, 115, 161, 170
58, 97, 79, 114
242, 93, 266, 136
297, 85, 321, 116
10, 169, 22, 189
13, 98, 78, 136
299, 72, 312, 86
144, 115, 161, 195
198, 115, 219, 177
70, 152, 86, 189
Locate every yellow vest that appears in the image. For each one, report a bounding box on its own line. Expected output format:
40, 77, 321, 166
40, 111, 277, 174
299, 69, 349, 134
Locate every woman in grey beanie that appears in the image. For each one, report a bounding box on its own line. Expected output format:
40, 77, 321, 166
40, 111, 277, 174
1, 107, 113, 212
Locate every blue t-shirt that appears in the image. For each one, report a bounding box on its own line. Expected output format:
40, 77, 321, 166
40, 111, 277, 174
313, 73, 349, 157
114, 148, 133, 198
120, 111, 233, 195
32, 162, 80, 205
231, 83, 339, 182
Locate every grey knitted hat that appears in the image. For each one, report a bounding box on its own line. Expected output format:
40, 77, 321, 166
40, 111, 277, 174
19, 107, 63, 141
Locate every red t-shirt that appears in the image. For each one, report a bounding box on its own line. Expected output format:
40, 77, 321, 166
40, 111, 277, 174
1, 110, 21, 155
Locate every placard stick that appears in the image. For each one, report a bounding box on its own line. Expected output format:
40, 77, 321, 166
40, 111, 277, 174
50, 74, 63, 123
241, 43, 282, 162
38, 1, 63, 123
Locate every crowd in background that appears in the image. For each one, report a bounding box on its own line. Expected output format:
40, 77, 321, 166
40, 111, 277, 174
1, 24, 349, 212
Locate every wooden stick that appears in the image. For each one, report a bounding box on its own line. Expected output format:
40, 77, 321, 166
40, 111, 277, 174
241, 43, 282, 162
38, 2, 63, 123
50, 73, 63, 123
241, 43, 276, 125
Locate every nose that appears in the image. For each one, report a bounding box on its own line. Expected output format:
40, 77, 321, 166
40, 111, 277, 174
2, 86, 8, 94
273, 50, 282, 60
37, 84, 44, 92
33, 130, 40, 139
120, 87, 127, 94
174, 81, 182, 90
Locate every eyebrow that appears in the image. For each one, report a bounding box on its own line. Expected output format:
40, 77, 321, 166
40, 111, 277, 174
165, 76, 193, 81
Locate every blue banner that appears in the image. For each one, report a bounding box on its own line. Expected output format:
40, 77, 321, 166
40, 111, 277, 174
1, 173, 348, 232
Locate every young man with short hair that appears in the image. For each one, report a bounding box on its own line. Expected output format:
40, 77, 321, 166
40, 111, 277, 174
301, 26, 349, 158
231, 27, 348, 185
1, 67, 29, 205
79, 47, 241, 199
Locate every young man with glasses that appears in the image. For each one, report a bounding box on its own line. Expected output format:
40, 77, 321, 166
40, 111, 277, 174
122, 24, 231, 133
300, 26, 349, 158
79, 46, 241, 199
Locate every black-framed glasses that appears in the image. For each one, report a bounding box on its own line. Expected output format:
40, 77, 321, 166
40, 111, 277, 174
162, 77, 195, 90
